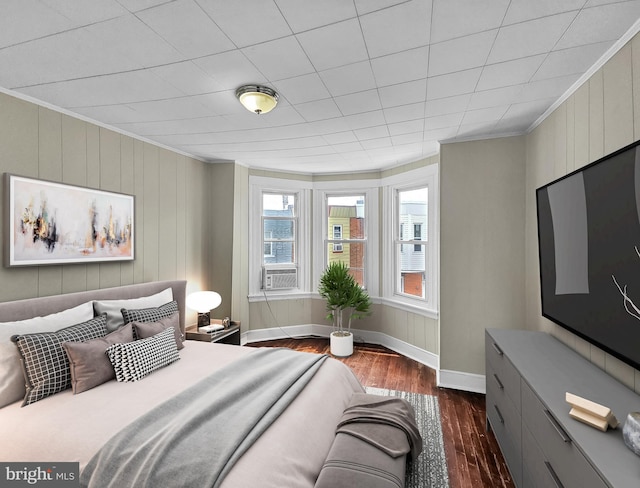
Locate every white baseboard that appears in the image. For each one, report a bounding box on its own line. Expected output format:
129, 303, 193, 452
242, 324, 441, 383
437, 369, 486, 394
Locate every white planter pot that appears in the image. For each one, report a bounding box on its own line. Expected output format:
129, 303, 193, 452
330, 331, 353, 357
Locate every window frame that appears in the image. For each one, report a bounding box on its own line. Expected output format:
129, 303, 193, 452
249, 176, 311, 299
313, 182, 379, 297
382, 165, 439, 318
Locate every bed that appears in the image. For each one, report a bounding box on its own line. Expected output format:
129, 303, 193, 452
0, 280, 369, 488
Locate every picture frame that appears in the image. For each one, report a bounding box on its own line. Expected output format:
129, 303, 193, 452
4, 174, 134, 267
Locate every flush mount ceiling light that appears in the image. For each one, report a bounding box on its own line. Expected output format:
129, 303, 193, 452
235, 85, 279, 115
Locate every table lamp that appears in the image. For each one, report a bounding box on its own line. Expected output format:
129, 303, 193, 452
186, 291, 222, 327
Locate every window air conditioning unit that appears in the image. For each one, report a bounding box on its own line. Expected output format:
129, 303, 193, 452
263, 266, 298, 290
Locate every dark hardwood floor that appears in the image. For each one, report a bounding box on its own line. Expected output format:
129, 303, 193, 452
248, 337, 514, 488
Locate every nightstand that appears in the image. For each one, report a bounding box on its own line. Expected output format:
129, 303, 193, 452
185, 320, 241, 345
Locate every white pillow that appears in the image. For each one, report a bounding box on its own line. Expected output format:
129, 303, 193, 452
0, 301, 94, 408
93, 288, 173, 332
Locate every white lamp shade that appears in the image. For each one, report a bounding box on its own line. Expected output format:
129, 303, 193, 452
236, 85, 278, 115
186, 291, 222, 313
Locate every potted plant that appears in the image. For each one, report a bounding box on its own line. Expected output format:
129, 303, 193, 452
318, 261, 371, 356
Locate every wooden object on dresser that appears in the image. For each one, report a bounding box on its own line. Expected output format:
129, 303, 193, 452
185, 320, 241, 345
485, 328, 640, 488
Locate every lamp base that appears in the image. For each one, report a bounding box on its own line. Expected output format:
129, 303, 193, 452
197, 312, 211, 327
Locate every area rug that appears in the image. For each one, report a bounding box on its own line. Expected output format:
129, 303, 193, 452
365, 387, 450, 488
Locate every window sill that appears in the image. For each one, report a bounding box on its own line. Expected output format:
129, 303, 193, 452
248, 290, 315, 302
377, 297, 439, 320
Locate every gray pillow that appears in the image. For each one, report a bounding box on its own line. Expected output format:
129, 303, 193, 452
106, 328, 179, 382
133, 312, 183, 350
63, 324, 134, 394
93, 288, 173, 332
12, 315, 108, 406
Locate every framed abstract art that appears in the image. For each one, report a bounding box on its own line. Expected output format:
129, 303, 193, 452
4, 174, 134, 267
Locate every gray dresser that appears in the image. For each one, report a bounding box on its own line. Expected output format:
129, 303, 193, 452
485, 328, 640, 488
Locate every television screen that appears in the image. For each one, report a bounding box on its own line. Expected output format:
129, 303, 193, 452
537, 139, 640, 371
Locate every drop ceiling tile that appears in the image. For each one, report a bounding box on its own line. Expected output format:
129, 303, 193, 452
117, 0, 168, 12
456, 121, 499, 139
383, 103, 426, 124
242, 36, 315, 81
150, 61, 220, 96
42, 0, 126, 24
533, 42, 612, 81
500, 98, 556, 125
427, 68, 482, 100
477, 55, 546, 91
379, 79, 427, 108
388, 119, 424, 136
519, 74, 581, 103
425, 94, 471, 117
323, 131, 359, 145
0, 30, 113, 87
424, 126, 458, 142
295, 99, 343, 122
319, 61, 377, 97
335, 90, 382, 115
332, 141, 365, 153
195, 90, 247, 117
118, 115, 230, 136
83, 14, 185, 68
360, 137, 392, 149
370, 46, 429, 87
20, 70, 184, 108
354, 125, 390, 141
273, 73, 331, 104
69, 104, 140, 124
430, 0, 510, 43
119, 97, 217, 122
488, 13, 577, 64
137, 0, 235, 58
354, 0, 407, 15
359, 0, 431, 58
503, 0, 585, 25
197, 0, 292, 47
0, 0, 76, 48
424, 112, 464, 131
193, 51, 268, 91
556, 2, 640, 50
275, 0, 357, 32
429, 30, 497, 77
461, 105, 508, 125
296, 18, 368, 71
467, 85, 523, 110
391, 132, 423, 145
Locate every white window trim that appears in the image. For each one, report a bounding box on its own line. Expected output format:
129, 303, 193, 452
313, 180, 379, 297
382, 165, 439, 318
249, 176, 312, 299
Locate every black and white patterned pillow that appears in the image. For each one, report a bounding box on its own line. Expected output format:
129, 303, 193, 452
12, 314, 108, 406
121, 301, 179, 339
106, 327, 179, 382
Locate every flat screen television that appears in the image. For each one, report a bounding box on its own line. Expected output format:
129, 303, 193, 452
537, 139, 640, 372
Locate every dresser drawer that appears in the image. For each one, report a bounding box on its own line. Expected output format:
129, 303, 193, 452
487, 378, 522, 486
486, 332, 521, 410
521, 381, 607, 488
522, 423, 563, 488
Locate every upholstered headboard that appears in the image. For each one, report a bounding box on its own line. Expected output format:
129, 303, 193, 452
0, 280, 187, 334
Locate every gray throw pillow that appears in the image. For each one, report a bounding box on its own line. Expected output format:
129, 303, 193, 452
121, 301, 179, 339
133, 312, 183, 350
12, 314, 108, 406
63, 324, 134, 394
